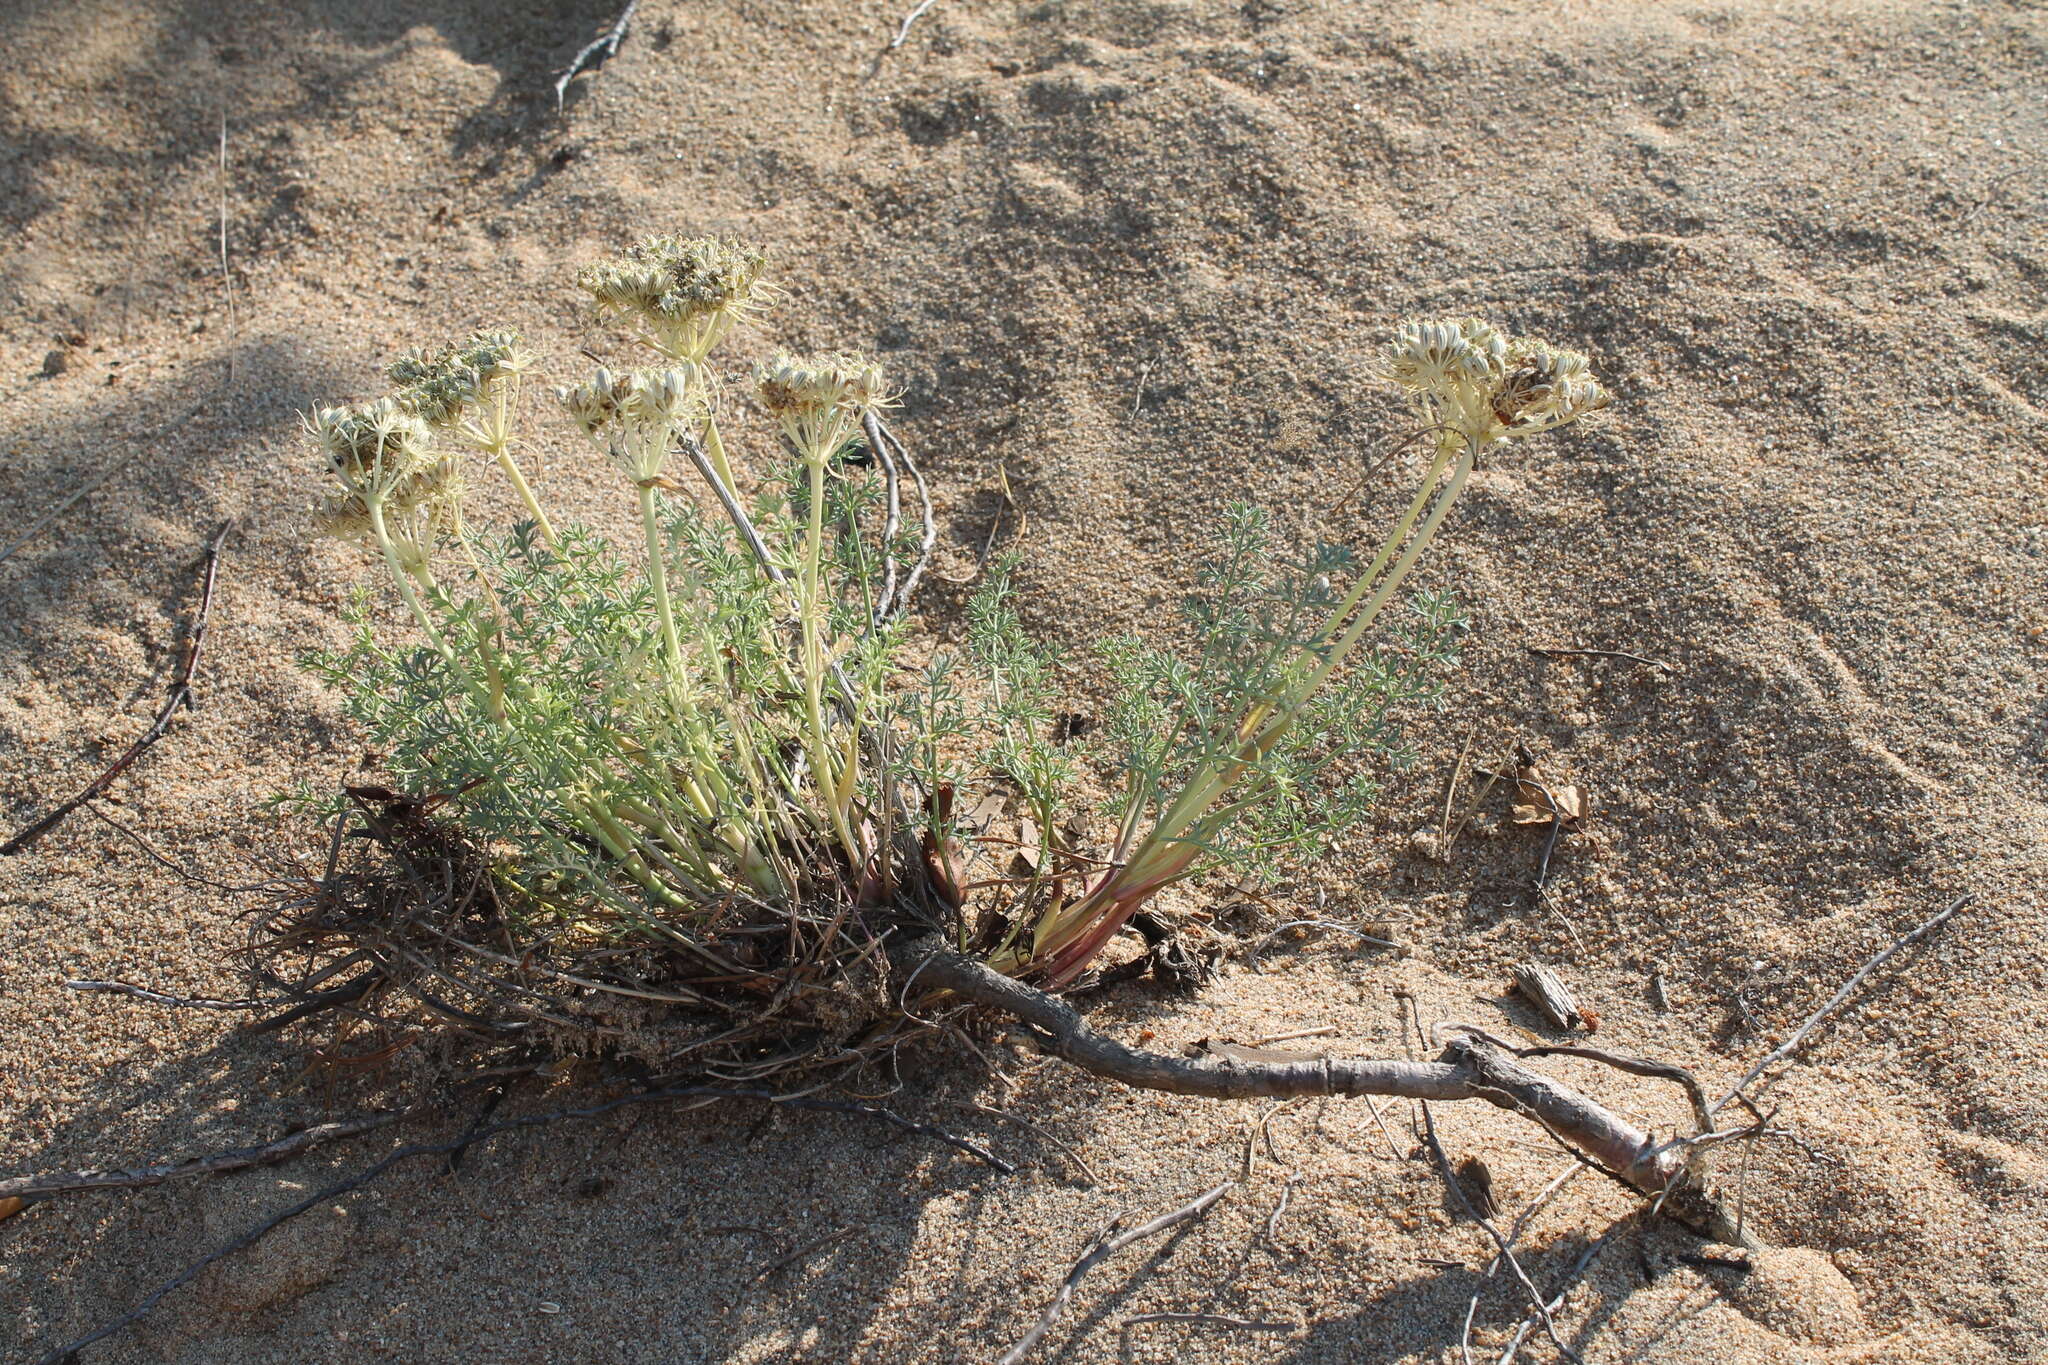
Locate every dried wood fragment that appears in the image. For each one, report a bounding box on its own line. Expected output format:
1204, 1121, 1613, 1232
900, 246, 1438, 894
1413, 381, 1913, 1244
1512, 961, 1584, 1032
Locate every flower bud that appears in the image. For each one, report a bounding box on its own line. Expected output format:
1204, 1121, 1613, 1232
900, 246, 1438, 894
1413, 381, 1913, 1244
577, 237, 773, 360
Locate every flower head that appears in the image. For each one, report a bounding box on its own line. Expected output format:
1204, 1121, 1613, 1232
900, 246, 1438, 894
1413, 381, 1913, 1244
1383, 318, 1607, 448
313, 457, 463, 549
755, 352, 889, 460
309, 397, 432, 497
577, 237, 772, 361
389, 330, 528, 429
1490, 340, 1610, 433
556, 366, 704, 482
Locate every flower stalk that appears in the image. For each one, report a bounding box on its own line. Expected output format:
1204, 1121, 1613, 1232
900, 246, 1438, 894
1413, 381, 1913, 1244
1001, 318, 1609, 987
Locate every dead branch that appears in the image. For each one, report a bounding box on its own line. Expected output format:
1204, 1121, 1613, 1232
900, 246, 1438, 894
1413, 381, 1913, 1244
1492, 1218, 1632, 1364
998, 1181, 1235, 1365
966, 1100, 1103, 1186
554, 0, 638, 111
890, 0, 941, 49
1711, 893, 1971, 1114
905, 944, 1693, 1201
24, 1083, 1010, 1363
63, 979, 268, 1012
0, 1110, 412, 1207
1511, 961, 1583, 1031
1460, 1164, 1582, 1362
3, 519, 232, 855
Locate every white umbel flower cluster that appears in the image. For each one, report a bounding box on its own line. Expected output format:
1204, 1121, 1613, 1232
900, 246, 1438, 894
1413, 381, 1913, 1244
576, 237, 772, 362
755, 352, 889, 462
1385, 318, 1608, 448
556, 365, 705, 483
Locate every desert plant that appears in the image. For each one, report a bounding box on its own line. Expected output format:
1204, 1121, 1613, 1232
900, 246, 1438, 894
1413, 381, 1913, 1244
37, 241, 1800, 1365
284, 239, 1605, 1079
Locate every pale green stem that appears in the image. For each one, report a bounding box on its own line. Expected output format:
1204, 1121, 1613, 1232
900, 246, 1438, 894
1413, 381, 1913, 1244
486, 377, 558, 548
1017, 432, 1483, 979
1132, 435, 1469, 866
798, 452, 862, 865
367, 499, 455, 662
639, 484, 687, 675
700, 412, 743, 506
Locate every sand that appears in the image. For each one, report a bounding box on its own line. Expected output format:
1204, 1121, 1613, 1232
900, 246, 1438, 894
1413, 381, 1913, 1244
2, 0, 2044, 1360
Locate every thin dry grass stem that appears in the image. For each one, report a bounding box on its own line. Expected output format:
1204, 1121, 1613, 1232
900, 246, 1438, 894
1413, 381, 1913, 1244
1242, 1098, 1300, 1180
1459, 1163, 1583, 1361
1711, 893, 1971, 1114
63, 979, 267, 1012
2, 520, 232, 855
889, 0, 941, 49
217, 109, 236, 382
1420, 1101, 1580, 1364
998, 1181, 1236, 1365
965, 1100, 1103, 1186
81, 801, 276, 894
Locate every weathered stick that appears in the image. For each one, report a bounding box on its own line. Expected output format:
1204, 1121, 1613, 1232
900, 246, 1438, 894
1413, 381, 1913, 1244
3, 519, 232, 855
998, 1181, 1234, 1364
1421, 1102, 1577, 1362
905, 944, 1689, 1197
0, 1111, 412, 1207
63, 979, 269, 1011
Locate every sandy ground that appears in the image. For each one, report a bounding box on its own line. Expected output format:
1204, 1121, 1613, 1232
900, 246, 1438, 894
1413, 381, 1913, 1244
2, 0, 2045, 1360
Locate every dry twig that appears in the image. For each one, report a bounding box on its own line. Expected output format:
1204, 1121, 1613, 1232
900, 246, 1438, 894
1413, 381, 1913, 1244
908, 944, 1696, 1203
753, 1225, 859, 1283
3, 520, 232, 855
890, 0, 941, 48
997, 1181, 1235, 1364
0, 1110, 413, 1208
967, 1100, 1103, 1186
1458, 1164, 1581, 1361
62, 979, 268, 1012
1526, 645, 1674, 672
1711, 893, 1971, 1113
218, 109, 237, 382
3, 1083, 1008, 1213
554, 0, 638, 111
1419, 1102, 1579, 1362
